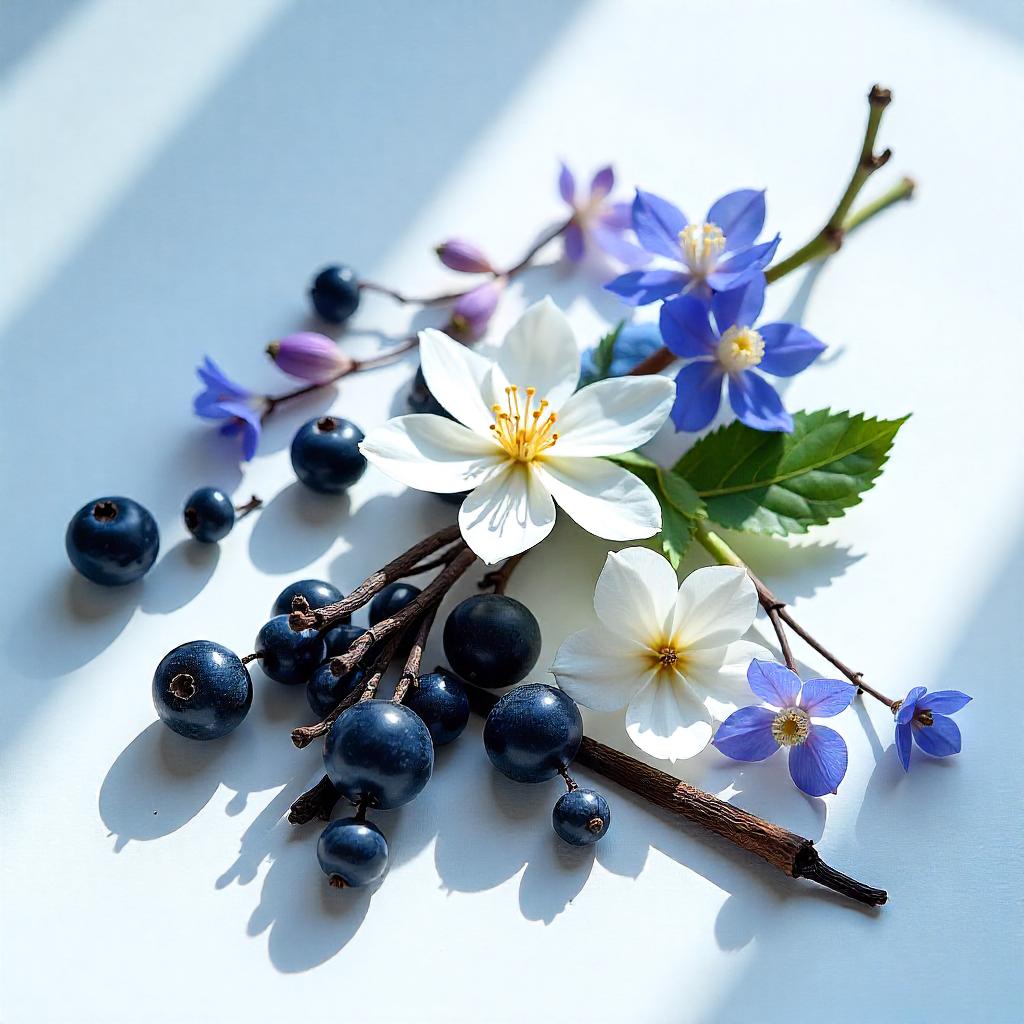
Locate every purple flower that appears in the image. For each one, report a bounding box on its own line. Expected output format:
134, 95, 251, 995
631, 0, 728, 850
660, 275, 824, 433
606, 188, 780, 306
894, 686, 972, 771
558, 163, 648, 268
713, 660, 856, 797
446, 278, 504, 341
193, 357, 266, 461
266, 332, 355, 384
435, 238, 494, 274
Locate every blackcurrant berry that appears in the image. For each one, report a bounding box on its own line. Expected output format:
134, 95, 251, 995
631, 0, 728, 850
317, 817, 389, 888
368, 582, 421, 626
254, 615, 326, 685
272, 578, 345, 619
291, 415, 367, 495
152, 640, 252, 740
552, 789, 611, 846
323, 622, 368, 658
406, 365, 451, 418
405, 669, 470, 746
323, 700, 433, 809
310, 264, 361, 324
483, 683, 583, 783
183, 487, 235, 543
307, 662, 366, 717
443, 594, 541, 689
65, 496, 159, 586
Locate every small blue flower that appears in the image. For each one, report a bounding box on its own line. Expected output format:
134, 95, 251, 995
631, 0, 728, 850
713, 660, 856, 797
193, 357, 266, 461
894, 686, 972, 772
660, 275, 825, 433
606, 188, 780, 306
580, 321, 663, 382
558, 163, 649, 268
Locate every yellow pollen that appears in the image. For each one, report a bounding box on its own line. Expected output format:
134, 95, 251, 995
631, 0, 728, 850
716, 325, 765, 374
679, 222, 726, 276
488, 385, 559, 462
658, 646, 678, 667
771, 707, 810, 747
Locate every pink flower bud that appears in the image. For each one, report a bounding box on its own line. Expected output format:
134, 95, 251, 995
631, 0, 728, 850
266, 332, 354, 384
435, 238, 494, 274
447, 280, 504, 341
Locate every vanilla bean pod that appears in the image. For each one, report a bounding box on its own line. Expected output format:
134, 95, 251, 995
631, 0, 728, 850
464, 685, 887, 907
392, 607, 437, 704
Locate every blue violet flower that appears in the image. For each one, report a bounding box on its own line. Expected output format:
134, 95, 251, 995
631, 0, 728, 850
559, 163, 648, 268
193, 357, 266, 461
894, 686, 971, 771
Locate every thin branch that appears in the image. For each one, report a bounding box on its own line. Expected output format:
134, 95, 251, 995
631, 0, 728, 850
392, 606, 438, 704
478, 551, 527, 595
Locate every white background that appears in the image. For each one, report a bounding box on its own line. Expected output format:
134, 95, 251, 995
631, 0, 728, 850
2, 1, 1022, 1021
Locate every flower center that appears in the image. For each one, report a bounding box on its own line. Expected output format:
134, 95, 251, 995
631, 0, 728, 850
716, 325, 765, 373
679, 222, 726, 277
771, 707, 810, 747
657, 646, 678, 666
490, 385, 559, 463
913, 708, 934, 728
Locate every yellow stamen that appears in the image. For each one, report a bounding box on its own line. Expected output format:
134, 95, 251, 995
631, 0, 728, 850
716, 325, 765, 373
678, 222, 726, 277
771, 707, 810, 747
489, 385, 559, 462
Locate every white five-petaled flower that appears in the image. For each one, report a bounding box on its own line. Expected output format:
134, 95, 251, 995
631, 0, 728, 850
551, 548, 770, 762
359, 298, 675, 564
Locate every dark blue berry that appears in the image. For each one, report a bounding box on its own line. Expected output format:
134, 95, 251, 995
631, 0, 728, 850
183, 487, 235, 543
254, 615, 326, 685
65, 496, 159, 586
152, 640, 252, 740
552, 788, 611, 846
272, 578, 345, 619
317, 817, 388, 888
407, 365, 452, 419
310, 264, 361, 324
483, 683, 583, 784
405, 669, 470, 747
443, 594, 541, 689
323, 700, 433, 809
437, 490, 470, 506
323, 622, 368, 658
307, 663, 366, 717
369, 582, 421, 625
291, 415, 367, 495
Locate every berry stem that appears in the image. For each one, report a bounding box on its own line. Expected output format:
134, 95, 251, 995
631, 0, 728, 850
557, 766, 579, 792
233, 494, 263, 519
288, 775, 339, 824
478, 551, 527, 595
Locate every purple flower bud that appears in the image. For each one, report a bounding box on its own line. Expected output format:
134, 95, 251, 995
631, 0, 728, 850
447, 280, 504, 341
434, 238, 494, 274
266, 332, 354, 384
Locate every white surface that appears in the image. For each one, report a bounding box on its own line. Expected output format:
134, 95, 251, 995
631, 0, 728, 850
2, 1, 1022, 1021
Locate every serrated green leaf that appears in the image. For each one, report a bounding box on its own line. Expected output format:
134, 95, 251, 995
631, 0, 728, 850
672, 408, 908, 536
579, 321, 624, 386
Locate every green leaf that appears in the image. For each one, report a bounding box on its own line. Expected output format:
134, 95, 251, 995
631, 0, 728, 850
673, 408, 909, 536
579, 321, 624, 386
608, 451, 706, 567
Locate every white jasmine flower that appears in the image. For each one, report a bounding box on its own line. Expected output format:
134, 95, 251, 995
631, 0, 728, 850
551, 547, 770, 762
360, 297, 675, 564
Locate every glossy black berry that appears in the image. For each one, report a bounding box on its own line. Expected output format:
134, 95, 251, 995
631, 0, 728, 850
552, 788, 611, 846
407, 365, 451, 419
291, 415, 367, 495
369, 582, 421, 626
323, 700, 434, 809
272, 578, 345, 619
405, 669, 470, 747
254, 615, 326, 685
152, 640, 252, 740
310, 264, 361, 324
183, 487, 235, 543
323, 622, 368, 658
307, 662, 366, 718
317, 817, 389, 888
65, 496, 160, 586
443, 594, 541, 689
483, 683, 583, 784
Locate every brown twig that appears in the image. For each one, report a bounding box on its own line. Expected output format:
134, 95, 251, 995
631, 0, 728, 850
464, 685, 886, 907
288, 775, 339, 824
233, 494, 263, 519
478, 551, 527, 595
392, 607, 438, 704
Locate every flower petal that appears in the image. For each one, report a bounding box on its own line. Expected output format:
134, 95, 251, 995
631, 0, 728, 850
711, 276, 765, 332
912, 715, 962, 757
916, 690, 972, 715
683, 639, 772, 718
896, 686, 927, 724
713, 706, 780, 762
895, 722, 913, 771
706, 235, 780, 291
632, 189, 687, 261
788, 725, 848, 796
673, 565, 759, 650
589, 546, 680, 647
558, 162, 576, 204
660, 294, 716, 358
553, 376, 675, 457
605, 269, 688, 306
360, 414, 505, 493
535, 456, 662, 543
458, 462, 555, 564
590, 223, 649, 267
419, 327, 497, 433
706, 189, 767, 250
563, 221, 585, 262
746, 658, 801, 708
757, 322, 826, 377
799, 677, 856, 718
727, 371, 793, 432
590, 165, 614, 200
551, 628, 650, 712
671, 360, 724, 432
599, 200, 633, 231
496, 297, 580, 406
625, 675, 712, 762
